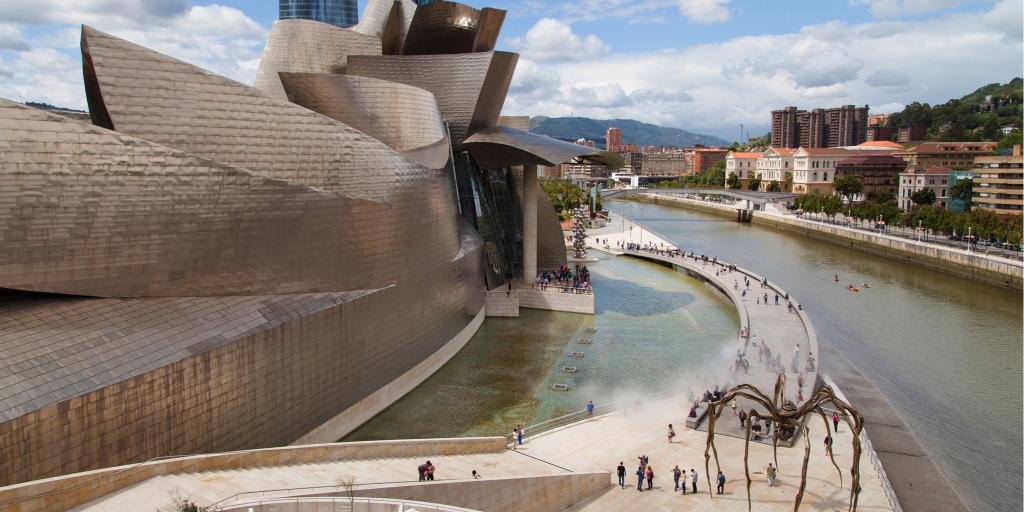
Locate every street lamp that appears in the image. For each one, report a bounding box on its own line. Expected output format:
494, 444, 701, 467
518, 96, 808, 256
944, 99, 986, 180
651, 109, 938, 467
917, 220, 922, 242
967, 226, 973, 253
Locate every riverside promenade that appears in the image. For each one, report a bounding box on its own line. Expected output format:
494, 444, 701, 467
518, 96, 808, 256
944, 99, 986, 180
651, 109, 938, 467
539, 212, 902, 511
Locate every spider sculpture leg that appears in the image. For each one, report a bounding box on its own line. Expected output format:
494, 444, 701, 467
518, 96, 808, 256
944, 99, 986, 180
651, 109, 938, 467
792, 421, 812, 512
817, 408, 843, 487
705, 400, 723, 497
744, 408, 766, 512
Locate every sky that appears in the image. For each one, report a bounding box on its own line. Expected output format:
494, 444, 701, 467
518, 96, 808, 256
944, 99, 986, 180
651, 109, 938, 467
0, 0, 1020, 140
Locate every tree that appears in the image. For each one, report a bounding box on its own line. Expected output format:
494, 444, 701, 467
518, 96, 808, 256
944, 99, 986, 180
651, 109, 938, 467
950, 178, 974, 202
747, 175, 762, 191
833, 175, 863, 204
726, 172, 741, 189
998, 129, 1022, 149
867, 190, 895, 203
539, 178, 587, 220
822, 194, 844, 218
766, 180, 781, 192
911, 188, 936, 206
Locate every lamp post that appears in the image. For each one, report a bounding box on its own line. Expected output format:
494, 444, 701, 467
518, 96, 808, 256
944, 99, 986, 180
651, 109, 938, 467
967, 226, 972, 252
918, 220, 922, 242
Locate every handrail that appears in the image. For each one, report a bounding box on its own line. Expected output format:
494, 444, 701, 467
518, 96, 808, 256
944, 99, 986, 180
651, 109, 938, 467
208, 478, 445, 510
215, 496, 480, 512
0, 449, 258, 506
506, 448, 574, 473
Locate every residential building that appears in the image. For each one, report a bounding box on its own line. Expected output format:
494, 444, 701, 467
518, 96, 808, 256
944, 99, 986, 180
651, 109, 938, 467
606, 127, 623, 152
770, 104, 869, 148
790, 147, 862, 195
641, 152, 687, 176
755, 147, 796, 190
866, 125, 895, 142
868, 114, 889, 126
893, 142, 997, 169
834, 154, 907, 201
618, 151, 643, 174
725, 151, 762, 185
948, 170, 977, 212
279, 0, 358, 28
972, 145, 1023, 215
896, 126, 927, 143
689, 147, 729, 174
898, 166, 955, 209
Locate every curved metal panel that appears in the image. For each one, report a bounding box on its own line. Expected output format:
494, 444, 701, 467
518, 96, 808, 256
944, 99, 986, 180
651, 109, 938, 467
254, 19, 382, 99
356, 0, 416, 55
465, 125, 601, 168
345, 51, 517, 146
278, 72, 449, 168
82, 26, 421, 202
537, 187, 568, 271
472, 8, 505, 52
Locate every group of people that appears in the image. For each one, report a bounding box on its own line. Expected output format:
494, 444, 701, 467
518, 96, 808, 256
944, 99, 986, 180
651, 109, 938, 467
416, 460, 436, 481
615, 458, 727, 495
536, 264, 591, 291
619, 241, 682, 259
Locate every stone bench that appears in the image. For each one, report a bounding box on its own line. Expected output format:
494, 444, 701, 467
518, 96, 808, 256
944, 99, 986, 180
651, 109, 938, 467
685, 402, 709, 429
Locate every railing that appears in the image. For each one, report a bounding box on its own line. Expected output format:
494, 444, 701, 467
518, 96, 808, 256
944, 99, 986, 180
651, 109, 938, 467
530, 283, 593, 295
0, 450, 255, 507
214, 496, 480, 512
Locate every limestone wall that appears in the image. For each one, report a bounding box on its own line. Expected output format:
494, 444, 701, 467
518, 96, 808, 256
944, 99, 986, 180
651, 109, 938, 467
0, 438, 506, 512
518, 287, 594, 314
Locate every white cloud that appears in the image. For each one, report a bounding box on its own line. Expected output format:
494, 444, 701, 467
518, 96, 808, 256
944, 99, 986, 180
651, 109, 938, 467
504, 0, 1023, 140
675, 0, 733, 24
508, 18, 610, 61
865, 69, 911, 88
0, 3, 268, 109
0, 24, 29, 51
851, 0, 974, 18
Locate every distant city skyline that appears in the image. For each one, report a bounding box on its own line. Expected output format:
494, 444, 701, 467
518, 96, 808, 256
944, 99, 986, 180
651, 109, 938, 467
0, 0, 1020, 140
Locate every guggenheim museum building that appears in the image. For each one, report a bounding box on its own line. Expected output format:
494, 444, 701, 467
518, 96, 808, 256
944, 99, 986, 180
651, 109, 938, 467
0, 0, 599, 486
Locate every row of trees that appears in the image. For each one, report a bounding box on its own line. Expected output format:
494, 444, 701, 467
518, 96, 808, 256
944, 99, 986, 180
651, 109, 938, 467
791, 175, 1022, 244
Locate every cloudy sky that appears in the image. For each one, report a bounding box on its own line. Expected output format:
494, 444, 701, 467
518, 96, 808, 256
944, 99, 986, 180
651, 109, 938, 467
0, 0, 1020, 140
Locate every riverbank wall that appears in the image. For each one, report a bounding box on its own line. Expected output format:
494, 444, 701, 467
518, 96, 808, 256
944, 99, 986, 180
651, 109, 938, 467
626, 193, 1023, 291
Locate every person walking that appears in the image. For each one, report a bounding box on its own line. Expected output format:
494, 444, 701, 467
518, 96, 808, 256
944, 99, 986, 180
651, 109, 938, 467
690, 468, 698, 494
832, 411, 840, 432
730, 398, 737, 416
645, 465, 654, 490
426, 462, 436, 481
667, 424, 676, 443
636, 465, 645, 491
510, 428, 518, 451
739, 409, 747, 429
586, 400, 595, 420
672, 465, 682, 491
516, 424, 524, 446
716, 470, 726, 494
616, 462, 626, 488
417, 461, 428, 481
766, 463, 777, 487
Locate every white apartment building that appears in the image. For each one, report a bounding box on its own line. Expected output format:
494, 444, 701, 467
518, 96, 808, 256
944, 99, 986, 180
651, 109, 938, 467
791, 148, 863, 195
755, 147, 795, 190
725, 151, 762, 184
898, 167, 953, 210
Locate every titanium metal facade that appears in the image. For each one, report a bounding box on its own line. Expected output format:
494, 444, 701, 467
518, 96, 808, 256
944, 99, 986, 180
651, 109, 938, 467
280, 0, 358, 28
0, 0, 598, 489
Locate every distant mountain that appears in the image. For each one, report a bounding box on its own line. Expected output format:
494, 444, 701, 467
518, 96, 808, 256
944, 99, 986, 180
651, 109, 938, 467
529, 116, 730, 149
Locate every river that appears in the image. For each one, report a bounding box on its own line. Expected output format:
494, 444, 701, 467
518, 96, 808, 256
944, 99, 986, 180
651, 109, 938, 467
612, 199, 1022, 512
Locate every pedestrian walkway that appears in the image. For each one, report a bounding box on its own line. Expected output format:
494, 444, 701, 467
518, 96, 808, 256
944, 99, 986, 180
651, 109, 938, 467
519, 393, 892, 511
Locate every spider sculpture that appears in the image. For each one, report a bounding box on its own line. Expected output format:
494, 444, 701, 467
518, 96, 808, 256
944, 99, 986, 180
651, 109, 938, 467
703, 374, 864, 512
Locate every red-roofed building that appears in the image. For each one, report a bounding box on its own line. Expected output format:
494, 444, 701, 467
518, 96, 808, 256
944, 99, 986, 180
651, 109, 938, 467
856, 140, 904, 149
898, 166, 956, 209
755, 147, 797, 190
725, 151, 762, 186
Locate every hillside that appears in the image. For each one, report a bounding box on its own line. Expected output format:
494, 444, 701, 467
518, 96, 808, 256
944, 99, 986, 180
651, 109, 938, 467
885, 78, 1021, 141
529, 116, 730, 148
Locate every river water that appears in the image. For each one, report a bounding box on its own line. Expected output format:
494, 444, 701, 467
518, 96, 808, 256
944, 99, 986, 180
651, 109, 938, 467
611, 199, 1022, 512
344, 252, 738, 439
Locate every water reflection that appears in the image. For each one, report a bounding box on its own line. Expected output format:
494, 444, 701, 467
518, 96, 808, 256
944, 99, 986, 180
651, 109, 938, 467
344, 253, 737, 441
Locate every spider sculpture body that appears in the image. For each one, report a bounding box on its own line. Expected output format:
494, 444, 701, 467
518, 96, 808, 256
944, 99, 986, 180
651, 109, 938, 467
703, 374, 864, 512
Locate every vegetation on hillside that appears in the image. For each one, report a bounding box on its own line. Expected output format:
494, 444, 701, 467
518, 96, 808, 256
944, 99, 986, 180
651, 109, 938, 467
730, 133, 771, 152
653, 160, 728, 189
885, 78, 1022, 141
